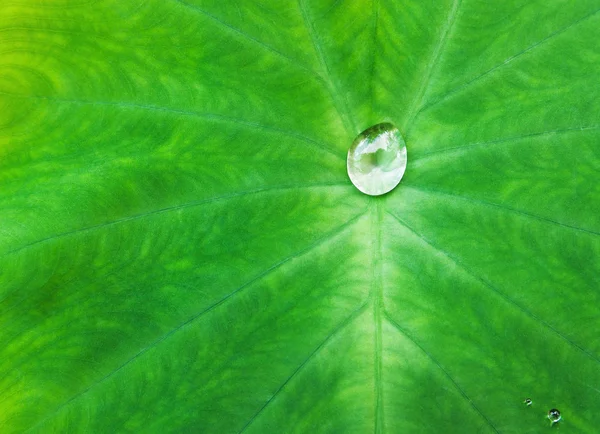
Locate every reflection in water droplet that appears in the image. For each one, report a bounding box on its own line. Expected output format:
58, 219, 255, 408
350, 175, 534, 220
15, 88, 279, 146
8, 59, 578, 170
548, 409, 561, 424
347, 122, 407, 196
524, 398, 532, 406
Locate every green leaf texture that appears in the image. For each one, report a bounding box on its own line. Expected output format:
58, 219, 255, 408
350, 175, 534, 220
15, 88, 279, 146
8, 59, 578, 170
1, 1, 599, 432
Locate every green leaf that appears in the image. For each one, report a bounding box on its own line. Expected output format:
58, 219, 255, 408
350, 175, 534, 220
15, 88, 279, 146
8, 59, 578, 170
1, 1, 599, 432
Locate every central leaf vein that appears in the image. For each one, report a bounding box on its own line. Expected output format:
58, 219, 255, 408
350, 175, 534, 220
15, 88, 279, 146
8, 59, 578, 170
371, 200, 385, 433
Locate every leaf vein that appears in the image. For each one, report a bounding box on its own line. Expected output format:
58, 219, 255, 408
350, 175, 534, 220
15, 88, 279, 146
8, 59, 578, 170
170, 0, 321, 78
2, 183, 351, 258
405, 185, 600, 237
369, 0, 380, 114
24, 210, 368, 433
384, 312, 499, 434
402, 0, 462, 133
0, 91, 341, 159
412, 125, 600, 163
387, 210, 600, 366
417, 7, 600, 114
372, 200, 385, 433
239, 301, 369, 433
298, 0, 356, 135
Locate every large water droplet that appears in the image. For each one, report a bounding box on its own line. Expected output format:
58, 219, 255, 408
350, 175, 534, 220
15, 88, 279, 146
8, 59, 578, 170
347, 122, 407, 196
548, 409, 561, 424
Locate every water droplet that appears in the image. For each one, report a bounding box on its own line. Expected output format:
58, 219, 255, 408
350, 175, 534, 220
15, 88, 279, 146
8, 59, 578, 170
347, 122, 407, 196
548, 409, 561, 424
524, 398, 532, 406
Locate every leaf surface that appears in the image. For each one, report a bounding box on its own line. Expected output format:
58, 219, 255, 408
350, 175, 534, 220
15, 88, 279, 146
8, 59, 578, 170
1, 0, 599, 432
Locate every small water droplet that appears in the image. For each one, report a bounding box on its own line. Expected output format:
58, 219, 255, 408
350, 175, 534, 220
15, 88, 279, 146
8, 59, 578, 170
347, 122, 407, 196
548, 409, 561, 424
524, 398, 532, 406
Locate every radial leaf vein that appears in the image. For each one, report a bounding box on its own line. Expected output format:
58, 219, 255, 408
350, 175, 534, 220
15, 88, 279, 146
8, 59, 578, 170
411, 125, 600, 163
239, 302, 369, 433
322, 0, 342, 15
386, 210, 600, 366
369, 0, 380, 113
24, 210, 368, 433
384, 313, 499, 434
417, 7, 600, 114
2, 183, 351, 258
402, 0, 462, 133
170, 0, 321, 78
405, 185, 600, 237
298, 0, 357, 135
0, 91, 341, 159
371, 200, 385, 433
